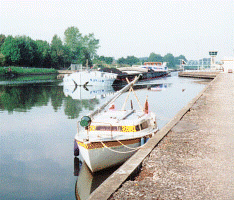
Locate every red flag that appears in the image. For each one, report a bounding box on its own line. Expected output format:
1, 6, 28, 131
144, 96, 149, 114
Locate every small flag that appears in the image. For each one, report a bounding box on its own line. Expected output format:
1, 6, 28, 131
144, 96, 149, 114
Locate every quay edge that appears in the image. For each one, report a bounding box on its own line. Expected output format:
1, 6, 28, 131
88, 73, 221, 200
178, 71, 221, 79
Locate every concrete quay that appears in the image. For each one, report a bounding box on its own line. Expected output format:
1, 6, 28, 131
178, 71, 221, 79
88, 73, 234, 200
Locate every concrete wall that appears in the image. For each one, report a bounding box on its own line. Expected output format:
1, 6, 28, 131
221, 58, 234, 73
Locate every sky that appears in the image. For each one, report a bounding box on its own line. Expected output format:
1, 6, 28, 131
0, 0, 233, 60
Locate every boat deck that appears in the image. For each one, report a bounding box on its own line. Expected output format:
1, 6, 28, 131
76, 110, 158, 142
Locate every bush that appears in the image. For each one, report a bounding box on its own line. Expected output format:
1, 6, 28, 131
0, 66, 58, 75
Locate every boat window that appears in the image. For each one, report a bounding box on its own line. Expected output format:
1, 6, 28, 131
135, 125, 140, 131
91, 125, 143, 132
95, 126, 119, 131
96, 126, 111, 131
111, 126, 118, 131
140, 121, 148, 130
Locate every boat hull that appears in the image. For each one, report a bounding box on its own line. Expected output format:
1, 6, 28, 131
76, 137, 148, 172
114, 70, 168, 85
63, 71, 117, 87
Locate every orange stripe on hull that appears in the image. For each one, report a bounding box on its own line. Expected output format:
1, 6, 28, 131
76, 134, 152, 150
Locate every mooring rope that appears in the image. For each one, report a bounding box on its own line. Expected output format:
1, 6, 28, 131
100, 141, 139, 154
116, 139, 147, 150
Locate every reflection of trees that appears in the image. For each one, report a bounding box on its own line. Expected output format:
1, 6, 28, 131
50, 88, 64, 112
0, 85, 61, 113
64, 97, 99, 119
0, 85, 99, 119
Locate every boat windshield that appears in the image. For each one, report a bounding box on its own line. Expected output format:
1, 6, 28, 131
89, 120, 150, 132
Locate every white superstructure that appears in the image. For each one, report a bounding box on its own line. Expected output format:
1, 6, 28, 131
63, 70, 118, 87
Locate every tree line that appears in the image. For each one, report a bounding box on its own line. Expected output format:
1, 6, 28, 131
116, 53, 187, 69
0, 26, 99, 69
0, 27, 187, 69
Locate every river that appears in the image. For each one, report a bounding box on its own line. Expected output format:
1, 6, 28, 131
0, 72, 210, 200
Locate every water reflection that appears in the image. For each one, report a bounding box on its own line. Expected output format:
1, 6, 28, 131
63, 84, 115, 100
0, 84, 63, 113
74, 157, 119, 200
0, 83, 99, 119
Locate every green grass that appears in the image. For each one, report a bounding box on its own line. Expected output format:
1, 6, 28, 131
0, 66, 58, 75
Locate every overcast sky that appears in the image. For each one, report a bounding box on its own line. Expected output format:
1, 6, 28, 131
0, 0, 233, 60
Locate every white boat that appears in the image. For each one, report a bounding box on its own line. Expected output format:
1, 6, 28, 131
63, 70, 118, 87
138, 62, 169, 72
74, 76, 159, 172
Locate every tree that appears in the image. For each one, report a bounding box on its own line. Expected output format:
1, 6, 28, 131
174, 55, 187, 65
14, 36, 38, 66
50, 34, 64, 69
0, 34, 6, 51
1, 36, 20, 65
82, 33, 99, 59
0, 53, 5, 66
117, 57, 125, 65
35, 40, 51, 67
148, 53, 163, 62
64, 27, 100, 67
117, 56, 139, 66
64, 26, 83, 64
163, 53, 175, 69
95, 56, 114, 65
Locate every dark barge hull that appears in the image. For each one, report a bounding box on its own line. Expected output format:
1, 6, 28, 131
113, 71, 169, 85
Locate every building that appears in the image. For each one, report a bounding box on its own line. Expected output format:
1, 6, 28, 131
221, 57, 234, 73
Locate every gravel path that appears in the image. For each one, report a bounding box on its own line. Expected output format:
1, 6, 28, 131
110, 73, 234, 200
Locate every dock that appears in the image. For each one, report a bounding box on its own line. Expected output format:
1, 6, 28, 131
178, 71, 221, 79
88, 72, 234, 200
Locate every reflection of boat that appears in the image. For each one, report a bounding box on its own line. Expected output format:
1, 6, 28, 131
113, 82, 172, 92
74, 76, 159, 172
63, 70, 118, 87
74, 157, 117, 200
148, 83, 171, 91
63, 84, 115, 100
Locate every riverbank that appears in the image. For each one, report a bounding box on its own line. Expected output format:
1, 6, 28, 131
0, 66, 58, 77
88, 72, 234, 200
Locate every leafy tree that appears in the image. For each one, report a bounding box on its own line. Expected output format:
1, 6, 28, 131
163, 53, 175, 69
148, 53, 163, 62
117, 57, 125, 65
174, 55, 187, 65
126, 56, 139, 66
64, 26, 83, 64
1, 36, 20, 65
35, 40, 51, 67
14, 36, 38, 66
0, 53, 6, 66
117, 56, 139, 66
64, 27, 99, 67
50, 34, 64, 69
0, 34, 6, 51
82, 33, 99, 60
95, 55, 114, 65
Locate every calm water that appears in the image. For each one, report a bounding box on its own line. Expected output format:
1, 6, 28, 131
0, 72, 209, 200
